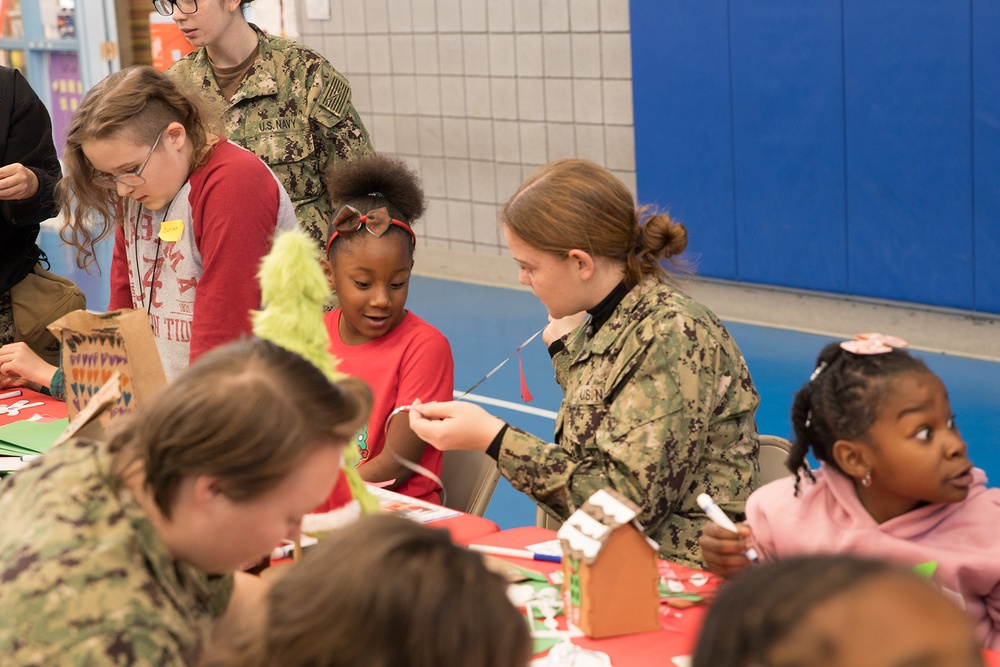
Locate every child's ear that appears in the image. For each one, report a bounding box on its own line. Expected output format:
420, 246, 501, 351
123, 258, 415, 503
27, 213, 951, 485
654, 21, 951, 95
192, 475, 223, 508
319, 257, 337, 291
832, 439, 872, 483
164, 121, 187, 152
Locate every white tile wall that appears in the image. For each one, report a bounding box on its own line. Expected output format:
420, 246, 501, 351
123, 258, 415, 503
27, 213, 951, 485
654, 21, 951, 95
462, 0, 488, 32
415, 75, 442, 116
487, 2, 514, 32
302, 0, 636, 252
570, 0, 600, 32
418, 116, 444, 156
469, 161, 497, 203
516, 78, 545, 121
439, 76, 466, 117
365, 1, 390, 33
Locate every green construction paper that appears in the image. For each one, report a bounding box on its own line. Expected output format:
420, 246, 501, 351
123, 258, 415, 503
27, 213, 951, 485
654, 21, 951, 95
510, 564, 551, 584
530, 617, 563, 656
913, 561, 938, 578
0, 418, 69, 456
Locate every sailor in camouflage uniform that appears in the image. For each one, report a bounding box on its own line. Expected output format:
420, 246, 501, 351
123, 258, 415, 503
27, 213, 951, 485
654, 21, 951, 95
166, 0, 373, 248
0, 437, 232, 665
0, 338, 370, 665
409, 160, 760, 569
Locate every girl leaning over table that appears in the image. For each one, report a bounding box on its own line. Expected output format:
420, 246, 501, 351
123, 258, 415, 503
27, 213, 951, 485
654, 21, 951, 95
409, 159, 761, 568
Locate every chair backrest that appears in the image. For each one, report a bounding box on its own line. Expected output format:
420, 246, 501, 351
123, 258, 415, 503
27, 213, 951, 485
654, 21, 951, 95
759, 434, 794, 486
439, 450, 501, 517
535, 506, 562, 530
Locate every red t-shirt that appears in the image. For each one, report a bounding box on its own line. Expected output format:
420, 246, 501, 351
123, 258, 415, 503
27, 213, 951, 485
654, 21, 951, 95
324, 309, 454, 503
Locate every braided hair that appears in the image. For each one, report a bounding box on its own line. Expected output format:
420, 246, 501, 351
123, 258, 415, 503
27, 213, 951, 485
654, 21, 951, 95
787, 341, 930, 493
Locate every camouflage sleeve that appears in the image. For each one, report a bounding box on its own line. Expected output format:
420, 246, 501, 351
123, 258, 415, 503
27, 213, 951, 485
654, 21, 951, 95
499, 314, 735, 532
58, 625, 190, 666
309, 65, 374, 168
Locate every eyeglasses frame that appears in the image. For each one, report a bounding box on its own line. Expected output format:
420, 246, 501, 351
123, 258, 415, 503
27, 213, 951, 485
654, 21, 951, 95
93, 127, 167, 189
152, 0, 199, 17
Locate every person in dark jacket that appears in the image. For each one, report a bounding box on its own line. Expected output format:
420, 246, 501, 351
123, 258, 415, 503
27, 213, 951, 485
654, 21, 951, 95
0, 66, 62, 345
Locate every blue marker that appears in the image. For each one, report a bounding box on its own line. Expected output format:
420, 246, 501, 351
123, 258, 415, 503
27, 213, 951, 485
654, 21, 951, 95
468, 544, 562, 564
697, 493, 760, 563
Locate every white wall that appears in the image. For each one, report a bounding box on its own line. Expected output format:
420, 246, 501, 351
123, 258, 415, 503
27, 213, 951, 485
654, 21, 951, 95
295, 0, 635, 257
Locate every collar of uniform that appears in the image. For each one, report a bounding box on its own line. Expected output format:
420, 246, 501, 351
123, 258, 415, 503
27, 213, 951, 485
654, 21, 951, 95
586, 280, 629, 337
573, 275, 664, 358
224, 24, 279, 105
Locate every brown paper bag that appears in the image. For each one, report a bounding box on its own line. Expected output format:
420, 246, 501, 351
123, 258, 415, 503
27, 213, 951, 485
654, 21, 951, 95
47, 309, 167, 421
53, 370, 123, 447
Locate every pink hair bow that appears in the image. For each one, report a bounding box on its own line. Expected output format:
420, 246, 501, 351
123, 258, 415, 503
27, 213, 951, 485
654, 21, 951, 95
839, 333, 908, 355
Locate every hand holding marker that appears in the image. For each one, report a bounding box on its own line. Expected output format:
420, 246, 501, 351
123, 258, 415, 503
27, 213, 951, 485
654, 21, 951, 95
697, 493, 760, 563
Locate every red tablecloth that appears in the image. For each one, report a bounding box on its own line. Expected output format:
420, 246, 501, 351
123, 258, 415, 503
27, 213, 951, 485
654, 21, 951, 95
425, 509, 500, 544
469, 526, 714, 663
470, 527, 1000, 666
0, 388, 67, 426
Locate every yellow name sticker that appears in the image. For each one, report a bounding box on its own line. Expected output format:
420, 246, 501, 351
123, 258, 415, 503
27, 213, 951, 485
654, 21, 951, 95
158, 219, 184, 243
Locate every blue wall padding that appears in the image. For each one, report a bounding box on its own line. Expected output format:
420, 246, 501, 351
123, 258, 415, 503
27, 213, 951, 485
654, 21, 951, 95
632, 0, 1000, 314
843, 2, 973, 308
630, 0, 737, 278
973, 0, 1000, 314
729, 1, 847, 291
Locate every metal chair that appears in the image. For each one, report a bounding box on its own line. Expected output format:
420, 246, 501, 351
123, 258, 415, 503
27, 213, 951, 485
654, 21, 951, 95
758, 434, 794, 485
439, 450, 501, 517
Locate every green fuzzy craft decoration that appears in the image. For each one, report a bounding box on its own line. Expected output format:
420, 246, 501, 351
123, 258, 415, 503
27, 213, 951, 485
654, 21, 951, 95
251, 229, 378, 515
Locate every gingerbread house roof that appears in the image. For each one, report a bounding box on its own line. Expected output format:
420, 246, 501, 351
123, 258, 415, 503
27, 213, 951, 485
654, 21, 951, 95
557, 488, 658, 564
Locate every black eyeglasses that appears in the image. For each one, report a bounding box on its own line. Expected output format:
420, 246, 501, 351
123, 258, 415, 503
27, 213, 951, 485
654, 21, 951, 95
152, 0, 198, 17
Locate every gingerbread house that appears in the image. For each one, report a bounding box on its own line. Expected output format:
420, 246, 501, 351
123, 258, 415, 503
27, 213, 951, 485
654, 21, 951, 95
556, 488, 661, 638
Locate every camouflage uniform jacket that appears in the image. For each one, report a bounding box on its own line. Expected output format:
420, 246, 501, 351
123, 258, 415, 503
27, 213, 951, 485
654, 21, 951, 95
0, 438, 233, 665
169, 25, 373, 247
498, 276, 760, 568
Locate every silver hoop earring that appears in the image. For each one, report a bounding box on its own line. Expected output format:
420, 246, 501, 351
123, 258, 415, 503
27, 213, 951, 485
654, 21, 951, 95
861, 470, 872, 488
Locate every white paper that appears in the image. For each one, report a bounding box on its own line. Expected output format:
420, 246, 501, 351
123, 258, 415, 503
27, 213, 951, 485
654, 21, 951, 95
525, 539, 563, 557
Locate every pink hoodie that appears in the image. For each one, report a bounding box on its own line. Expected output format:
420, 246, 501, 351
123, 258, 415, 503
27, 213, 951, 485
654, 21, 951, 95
747, 464, 1000, 650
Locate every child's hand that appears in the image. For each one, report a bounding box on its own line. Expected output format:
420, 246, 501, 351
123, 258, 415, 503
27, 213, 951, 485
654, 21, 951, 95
542, 312, 587, 346
0, 342, 57, 390
407, 398, 505, 452
700, 521, 755, 577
